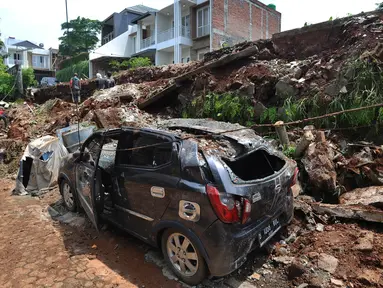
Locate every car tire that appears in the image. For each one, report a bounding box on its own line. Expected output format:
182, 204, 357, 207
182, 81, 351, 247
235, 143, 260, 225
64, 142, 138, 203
161, 228, 208, 286
60, 179, 77, 212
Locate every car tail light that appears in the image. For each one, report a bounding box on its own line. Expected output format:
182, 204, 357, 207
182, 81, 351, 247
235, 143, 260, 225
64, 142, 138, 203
241, 199, 251, 224
291, 167, 299, 187
206, 185, 251, 224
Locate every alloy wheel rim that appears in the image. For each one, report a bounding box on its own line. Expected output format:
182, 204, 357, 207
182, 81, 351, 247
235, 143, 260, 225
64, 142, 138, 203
166, 233, 199, 277
62, 183, 74, 209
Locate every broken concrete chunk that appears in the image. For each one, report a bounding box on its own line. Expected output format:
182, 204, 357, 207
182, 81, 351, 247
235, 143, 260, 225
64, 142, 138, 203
339, 186, 383, 207
311, 203, 383, 223
317, 253, 338, 274
330, 278, 344, 286
315, 223, 325, 232
273, 256, 295, 265
339, 86, 348, 94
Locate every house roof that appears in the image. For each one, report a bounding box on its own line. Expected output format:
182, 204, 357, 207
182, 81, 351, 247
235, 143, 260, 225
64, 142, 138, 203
131, 12, 155, 24
11, 40, 42, 49
125, 4, 158, 14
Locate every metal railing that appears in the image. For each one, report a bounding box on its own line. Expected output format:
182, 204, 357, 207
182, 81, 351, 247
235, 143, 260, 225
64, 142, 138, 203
102, 32, 114, 45
141, 36, 155, 49
158, 28, 175, 43
197, 24, 210, 37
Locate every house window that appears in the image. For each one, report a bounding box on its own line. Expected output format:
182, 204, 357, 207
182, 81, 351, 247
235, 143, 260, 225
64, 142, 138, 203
197, 6, 210, 37
182, 15, 190, 37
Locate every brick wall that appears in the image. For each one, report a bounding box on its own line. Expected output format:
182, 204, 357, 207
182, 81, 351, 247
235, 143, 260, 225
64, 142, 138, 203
211, 0, 281, 50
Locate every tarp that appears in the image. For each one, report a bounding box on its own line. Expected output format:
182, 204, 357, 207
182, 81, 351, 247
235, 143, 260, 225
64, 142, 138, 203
14, 135, 68, 196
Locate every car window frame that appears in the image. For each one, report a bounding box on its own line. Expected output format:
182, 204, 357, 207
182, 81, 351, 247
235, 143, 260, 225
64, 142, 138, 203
79, 133, 103, 168
116, 130, 175, 171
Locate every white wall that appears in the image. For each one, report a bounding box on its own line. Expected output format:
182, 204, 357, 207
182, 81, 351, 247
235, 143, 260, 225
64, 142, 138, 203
90, 27, 133, 61
181, 47, 190, 63
156, 51, 174, 65
157, 12, 173, 33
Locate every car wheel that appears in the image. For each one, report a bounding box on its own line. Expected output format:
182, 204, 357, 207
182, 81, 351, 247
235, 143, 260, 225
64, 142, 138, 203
161, 229, 208, 286
60, 179, 77, 212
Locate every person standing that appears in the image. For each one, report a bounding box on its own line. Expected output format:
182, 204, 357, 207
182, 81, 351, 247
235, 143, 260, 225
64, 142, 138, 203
70, 73, 81, 104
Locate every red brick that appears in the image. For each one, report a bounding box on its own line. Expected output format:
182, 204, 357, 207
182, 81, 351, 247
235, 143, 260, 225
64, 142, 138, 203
227, 0, 250, 39
212, 0, 225, 31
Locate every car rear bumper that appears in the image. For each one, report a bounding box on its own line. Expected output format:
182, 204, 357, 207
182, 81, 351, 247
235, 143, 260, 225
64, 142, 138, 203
201, 193, 294, 277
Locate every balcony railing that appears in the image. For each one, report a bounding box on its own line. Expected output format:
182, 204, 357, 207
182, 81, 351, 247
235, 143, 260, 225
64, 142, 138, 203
102, 32, 114, 45
8, 58, 25, 66
141, 36, 155, 49
197, 24, 210, 38
158, 28, 175, 43
181, 26, 191, 38
157, 26, 191, 44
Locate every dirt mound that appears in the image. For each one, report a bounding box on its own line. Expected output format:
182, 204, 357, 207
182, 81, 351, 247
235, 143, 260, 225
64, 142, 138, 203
0, 139, 25, 178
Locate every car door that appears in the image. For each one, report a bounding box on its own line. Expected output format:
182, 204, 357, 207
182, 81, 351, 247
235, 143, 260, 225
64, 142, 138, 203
113, 130, 180, 238
75, 134, 103, 230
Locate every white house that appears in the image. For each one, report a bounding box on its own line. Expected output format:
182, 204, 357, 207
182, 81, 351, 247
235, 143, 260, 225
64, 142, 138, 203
2, 37, 59, 82
89, 0, 281, 78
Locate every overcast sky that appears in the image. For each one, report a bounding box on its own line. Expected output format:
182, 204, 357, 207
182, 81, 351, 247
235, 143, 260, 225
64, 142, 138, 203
0, 0, 378, 49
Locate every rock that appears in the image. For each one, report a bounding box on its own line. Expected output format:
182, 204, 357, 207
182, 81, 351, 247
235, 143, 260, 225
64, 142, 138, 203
339, 86, 348, 94
316, 223, 325, 232
324, 83, 339, 97
308, 252, 319, 259
273, 256, 295, 265
294, 67, 303, 79
309, 277, 324, 288
302, 142, 337, 194
353, 231, 374, 252
253, 101, 267, 119
275, 79, 297, 99
258, 48, 274, 60
297, 284, 309, 288
276, 247, 289, 256
287, 262, 306, 280
329, 58, 335, 64
249, 272, 261, 280
318, 253, 338, 274
330, 278, 344, 286
358, 269, 381, 285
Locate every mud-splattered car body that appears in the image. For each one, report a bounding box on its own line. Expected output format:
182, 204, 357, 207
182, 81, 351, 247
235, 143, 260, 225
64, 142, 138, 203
58, 119, 297, 285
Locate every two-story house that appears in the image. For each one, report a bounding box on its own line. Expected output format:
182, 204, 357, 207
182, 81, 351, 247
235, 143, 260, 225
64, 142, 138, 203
2, 37, 59, 82
89, 0, 281, 78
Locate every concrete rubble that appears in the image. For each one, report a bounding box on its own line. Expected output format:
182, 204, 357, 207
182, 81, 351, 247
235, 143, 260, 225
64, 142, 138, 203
1, 11, 383, 288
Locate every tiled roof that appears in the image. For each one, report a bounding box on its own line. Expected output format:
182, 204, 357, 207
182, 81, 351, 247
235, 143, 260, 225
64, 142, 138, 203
126, 4, 158, 14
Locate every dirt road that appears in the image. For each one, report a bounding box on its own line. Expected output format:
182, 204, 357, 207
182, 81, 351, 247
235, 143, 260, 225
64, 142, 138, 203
0, 178, 179, 288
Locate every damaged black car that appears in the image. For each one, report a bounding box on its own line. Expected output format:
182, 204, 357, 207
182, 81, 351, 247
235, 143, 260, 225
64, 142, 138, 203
58, 119, 297, 285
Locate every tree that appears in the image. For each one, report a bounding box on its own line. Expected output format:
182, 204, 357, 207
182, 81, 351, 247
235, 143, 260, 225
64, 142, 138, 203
59, 17, 102, 57
377, 2, 383, 10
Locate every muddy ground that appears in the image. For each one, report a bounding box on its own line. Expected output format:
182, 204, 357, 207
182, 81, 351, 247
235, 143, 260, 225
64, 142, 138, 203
0, 177, 382, 288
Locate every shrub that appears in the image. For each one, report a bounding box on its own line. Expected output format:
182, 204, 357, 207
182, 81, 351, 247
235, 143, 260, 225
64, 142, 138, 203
22, 68, 38, 88
56, 60, 89, 82
183, 92, 255, 126
109, 57, 152, 72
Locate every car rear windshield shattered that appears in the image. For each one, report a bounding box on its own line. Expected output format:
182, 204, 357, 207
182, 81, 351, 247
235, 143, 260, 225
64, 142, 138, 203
223, 149, 285, 181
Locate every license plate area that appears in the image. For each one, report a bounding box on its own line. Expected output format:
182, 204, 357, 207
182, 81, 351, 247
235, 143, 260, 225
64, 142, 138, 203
258, 218, 281, 247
